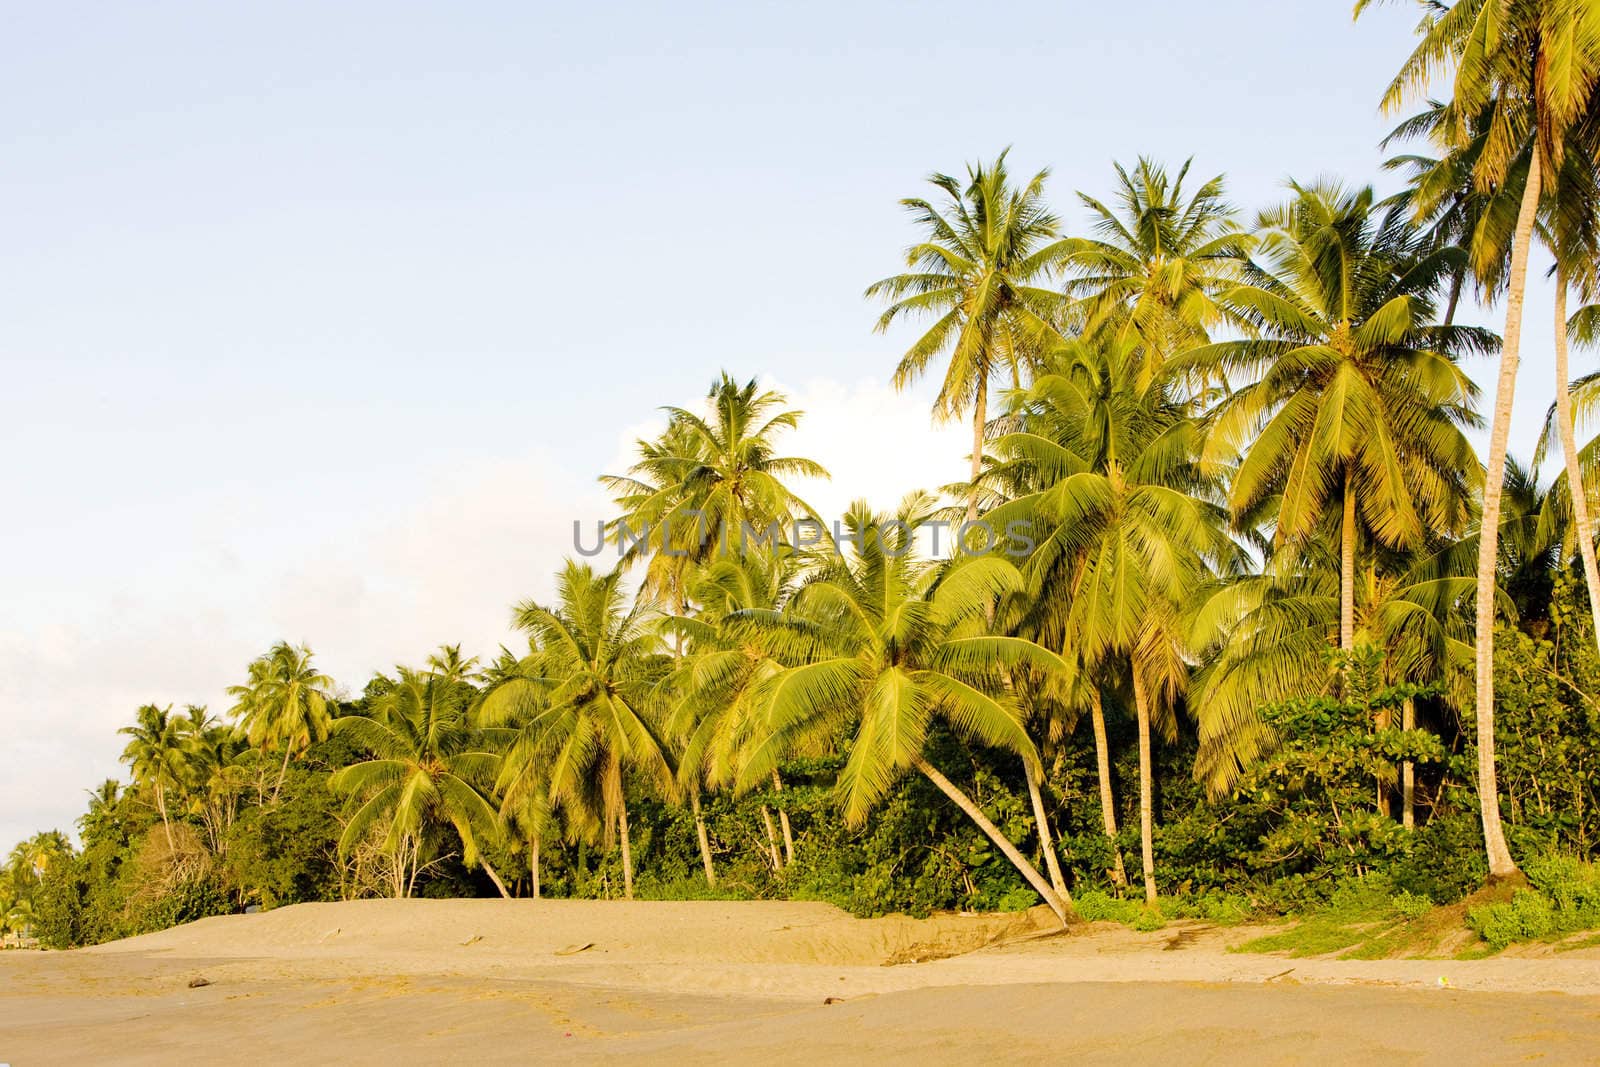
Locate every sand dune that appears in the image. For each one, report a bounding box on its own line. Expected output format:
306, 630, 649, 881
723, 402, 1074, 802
4, 899, 1600, 1064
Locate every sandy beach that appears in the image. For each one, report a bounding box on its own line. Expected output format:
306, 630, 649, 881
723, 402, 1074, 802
4, 900, 1600, 1064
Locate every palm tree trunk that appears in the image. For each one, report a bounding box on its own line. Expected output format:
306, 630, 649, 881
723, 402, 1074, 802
272, 742, 293, 803
1402, 697, 1416, 830
759, 806, 782, 870
1553, 275, 1600, 648
481, 857, 511, 899
155, 783, 175, 853
966, 376, 987, 528
911, 754, 1070, 926
771, 771, 795, 866
1130, 668, 1158, 905
1443, 270, 1464, 328
1340, 478, 1356, 653
1024, 759, 1069, 900
1473, 149, 1542, 881
1089, 688, 1128, 888
691, 790, 716, 886
618, 798, 634, 900
530, 834, 542, 900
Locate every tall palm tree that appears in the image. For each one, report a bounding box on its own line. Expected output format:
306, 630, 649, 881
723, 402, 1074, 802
739, 497, 1074, 925
1061, 157, 1251, 388
228, 642, 336, 802
503, 562, 672, 900
330, 664, 510, 898
1360, 0, 1600, 879
1193, 181, 1483, 657
867, 151, 1071, 522
988, 337, 1234, 903
118, 704, 190, 851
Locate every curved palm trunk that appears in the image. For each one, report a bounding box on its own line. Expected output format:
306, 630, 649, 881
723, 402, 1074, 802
155, 783, 175, 853
966, 377, 987, 528
1553, 275, 1600, 648
911, 754, 1070, 927
272, 742, 293, 803
1130, 668, 1158, 905
691, 790, 716, 886
1340, 478, 1356, 654
530, 834, 542, 900
1089, 688, 1128, 888
1473, 151, 1542, 880
772, 771, 796, 866
618, 798, 635, 900
481, 857, 512, 899
1024, 760, 1069, 900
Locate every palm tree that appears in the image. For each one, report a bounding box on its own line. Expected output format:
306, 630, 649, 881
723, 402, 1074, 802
228, 642, 336, 802
1193, 181, 1483, 658
739, 497, 1074, 925
602, 375, 828, 569
1061, 157, 1251, 388
118, 704, 191, 851
330, 664, 510, 898
503, 562, 672, 900
867, 151, 1070, 522
988, 337, 1234, 903
1360, 0, 1600, 880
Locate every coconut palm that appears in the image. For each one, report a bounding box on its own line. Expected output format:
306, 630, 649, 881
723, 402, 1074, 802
117, 704, 191, 851
330, 664, 510, 898
1360, 0, 1600, 880
1061, 157, 1251, 388
737, 496, 1074, 925
227, 642, 336, 802
988, 336, 1234, 903
503, 562, 672, 900
867, 151, 1071, 522
1192, 180, 1483, 658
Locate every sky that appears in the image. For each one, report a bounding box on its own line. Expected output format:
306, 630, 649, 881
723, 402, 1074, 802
0, 0, 1568, 854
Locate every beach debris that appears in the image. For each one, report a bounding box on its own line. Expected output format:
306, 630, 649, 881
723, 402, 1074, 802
823, 996, 843, 1005
1265, 968, 1295, 983
1438, 976, 1451, 988
555, 942, 594, 957
187, 977, 211, 988
461, 935, 483, 947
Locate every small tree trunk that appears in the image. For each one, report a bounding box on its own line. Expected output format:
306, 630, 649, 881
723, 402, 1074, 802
155, 783, 175, 853
911, 755, 1070, 926
691, 790, 716, 886
1553, 275, 1600, 649
1473, 149, 1541, 880
759, 806, 782, 870
772, 772, 796, 866
530, 834, 542, 900
1402, 698, 1416, 830
966, 376, 987, 528
481, 857, 512, 899
1131, 668, 1158, 905
1089, 688, 1128, 888
1024, 759, 1069, 901
618, 798, 634, 900
1340, 478, 1356, 653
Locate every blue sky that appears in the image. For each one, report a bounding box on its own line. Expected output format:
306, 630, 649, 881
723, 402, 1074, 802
0, 0, 1565, 852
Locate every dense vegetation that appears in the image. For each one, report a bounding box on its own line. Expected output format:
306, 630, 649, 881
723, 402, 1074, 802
8, 0, 1600, 953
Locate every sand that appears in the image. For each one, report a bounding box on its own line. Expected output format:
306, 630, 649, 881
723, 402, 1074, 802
3, 899, 1599, 1064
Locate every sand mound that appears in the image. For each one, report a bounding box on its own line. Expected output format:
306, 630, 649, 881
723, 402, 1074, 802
85, 898, 1059, 968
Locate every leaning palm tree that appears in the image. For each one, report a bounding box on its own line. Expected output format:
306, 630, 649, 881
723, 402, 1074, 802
988, 336, 1235, 903
227, 642, 336, 802
1359, 0, 1600, 880
1192, 180, 1483, 657
867, 151, 1071, 522
1061, 156, 1251, 388
117, 704, 190, 851
330, 664, 511, 898
504, 562, 673, 900
738, 496, 1074, 925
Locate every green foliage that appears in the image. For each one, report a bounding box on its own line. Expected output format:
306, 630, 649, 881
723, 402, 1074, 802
1467, 856, 1600, 950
